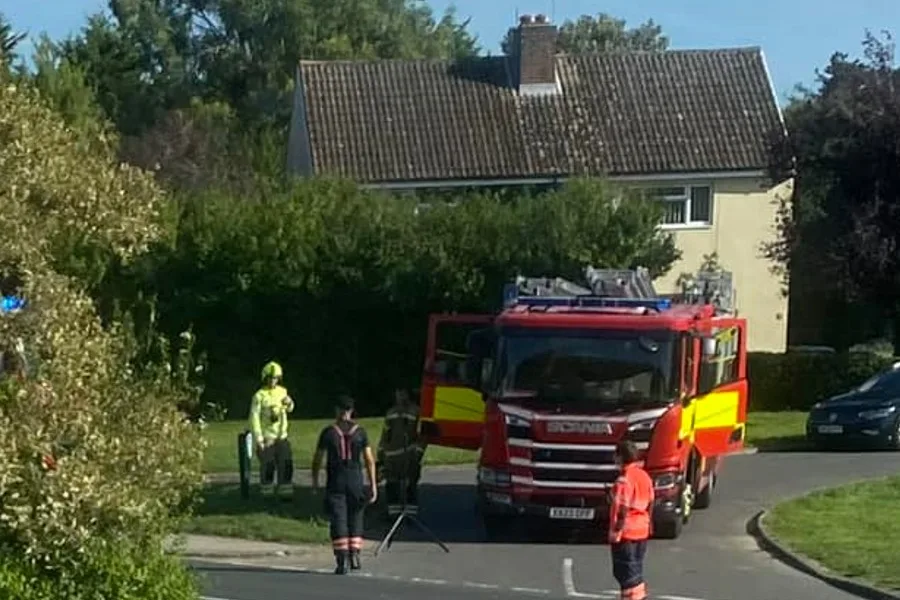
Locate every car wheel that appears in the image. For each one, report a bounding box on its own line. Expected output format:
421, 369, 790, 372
889, 417, 900, 451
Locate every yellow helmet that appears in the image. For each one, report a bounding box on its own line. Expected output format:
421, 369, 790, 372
261, 361, 283, 381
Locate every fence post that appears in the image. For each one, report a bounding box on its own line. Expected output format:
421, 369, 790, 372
238, 430, 253, 499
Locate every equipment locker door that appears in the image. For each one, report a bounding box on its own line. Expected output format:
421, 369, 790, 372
419, 314, 494, 450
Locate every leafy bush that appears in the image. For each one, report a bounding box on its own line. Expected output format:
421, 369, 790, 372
748, 351, 896, 411
121, 177, 682, 418
0, 541, 199, 600
0, 77, 203, 596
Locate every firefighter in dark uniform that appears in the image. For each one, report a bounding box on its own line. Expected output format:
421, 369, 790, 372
377, 388, 425, 518
312, 395, 378, 574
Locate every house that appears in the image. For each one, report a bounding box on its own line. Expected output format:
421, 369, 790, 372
287, 14, 792, 353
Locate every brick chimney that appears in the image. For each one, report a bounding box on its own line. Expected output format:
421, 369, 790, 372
511, 13, 559, 96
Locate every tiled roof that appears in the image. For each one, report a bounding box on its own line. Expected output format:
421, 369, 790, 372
297, 48, 783, 184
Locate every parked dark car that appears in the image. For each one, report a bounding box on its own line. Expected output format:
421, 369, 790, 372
806, 362, 900, 450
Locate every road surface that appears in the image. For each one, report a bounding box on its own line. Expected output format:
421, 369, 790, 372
194, 450, 900, 600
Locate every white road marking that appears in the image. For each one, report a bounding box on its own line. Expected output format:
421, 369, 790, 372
197, 558, 551, 596
463, 581, 501, 589
563, 557, 710, 600
563, 557, 602, 597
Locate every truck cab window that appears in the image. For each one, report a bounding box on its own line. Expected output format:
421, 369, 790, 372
496, 328, 678, 407
698, 327, 740, 394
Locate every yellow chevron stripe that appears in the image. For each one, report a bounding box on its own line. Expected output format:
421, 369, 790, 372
680, 390, 740, 440
432, 386, 485, 422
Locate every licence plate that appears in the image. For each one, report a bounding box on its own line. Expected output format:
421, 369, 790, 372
549, 507, 595, 520
818, 425, 843, 434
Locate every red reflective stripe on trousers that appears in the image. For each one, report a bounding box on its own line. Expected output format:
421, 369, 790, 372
620, 582, 647, 600
332, 537, 349, 549
349, 536, 363, 550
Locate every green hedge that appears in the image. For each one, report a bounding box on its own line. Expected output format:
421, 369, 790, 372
0, 543, 198, 600
93, 177, 682, 420
747, 351, 896, 411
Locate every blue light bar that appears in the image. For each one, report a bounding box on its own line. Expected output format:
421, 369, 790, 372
504, 292, 672, 312
0, 295, 25, 314
502, 283, 519, 308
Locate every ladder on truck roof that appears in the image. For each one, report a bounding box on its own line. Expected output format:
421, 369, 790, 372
502, 266, 672, 312
676, 270, 736, 315
502, 266, 737, 316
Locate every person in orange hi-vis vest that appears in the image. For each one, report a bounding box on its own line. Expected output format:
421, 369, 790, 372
608, 440, 654, 600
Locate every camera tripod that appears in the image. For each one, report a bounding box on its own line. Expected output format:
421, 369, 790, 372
375, 472, 449, 555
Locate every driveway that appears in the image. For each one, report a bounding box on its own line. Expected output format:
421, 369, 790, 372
195, 450, 900, 600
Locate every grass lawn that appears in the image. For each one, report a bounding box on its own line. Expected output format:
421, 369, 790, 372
766, 477, 900, 591
183, 483, 330, 544
202, 418, 477, 473
744, 411, 807, 451
202, 410, 808, 472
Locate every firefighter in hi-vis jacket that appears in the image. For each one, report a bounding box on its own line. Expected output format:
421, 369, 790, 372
248, 361, 295, 498
377, 388, 425, 518
608, 440, 654, 600
312, 395, 378, 574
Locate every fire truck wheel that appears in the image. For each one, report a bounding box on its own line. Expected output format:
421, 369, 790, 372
653, 514, 683, 540
481, 515, 514, 541
694, 472, 715, 510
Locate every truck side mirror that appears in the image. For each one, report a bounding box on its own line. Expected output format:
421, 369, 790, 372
702, 337, 717, 357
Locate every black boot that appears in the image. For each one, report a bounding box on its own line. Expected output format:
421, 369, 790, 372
349, 550, 361, 571
334, 551, 348, 575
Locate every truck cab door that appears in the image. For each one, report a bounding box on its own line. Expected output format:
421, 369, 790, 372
691, 320, 748, 456
419, 314, 495, 450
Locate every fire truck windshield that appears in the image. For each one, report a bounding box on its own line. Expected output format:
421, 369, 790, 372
493, 327, 678, 409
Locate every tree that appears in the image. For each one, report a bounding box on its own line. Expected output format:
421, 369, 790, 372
29, 35, 111, 145
0, 73, 203, 597
765, 31, 900, 350
0, 12, 26, 68
58, 0, 480, 135
501, 12, 668, 55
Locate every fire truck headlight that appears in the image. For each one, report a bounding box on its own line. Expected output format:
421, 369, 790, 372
479, 467, 511, 487
627, 419, 657, 432
504, 414, 530, 428
653, 473, 679, 490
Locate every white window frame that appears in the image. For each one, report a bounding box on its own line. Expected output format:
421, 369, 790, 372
651, 184, 714, 230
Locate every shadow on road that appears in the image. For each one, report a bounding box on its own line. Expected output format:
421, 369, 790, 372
753, 436, 811, 453
362, 482, 608, 546
752, 436, 898, 453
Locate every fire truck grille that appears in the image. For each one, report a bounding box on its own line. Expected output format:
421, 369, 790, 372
531, 447, 616, 465
532, 468, 618, 485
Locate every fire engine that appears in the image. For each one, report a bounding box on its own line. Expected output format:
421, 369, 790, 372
418, 267, 747, 540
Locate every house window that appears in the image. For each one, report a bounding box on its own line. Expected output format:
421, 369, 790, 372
649, 185, 713, 227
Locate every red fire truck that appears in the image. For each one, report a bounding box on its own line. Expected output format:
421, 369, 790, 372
418, 267, 747, 539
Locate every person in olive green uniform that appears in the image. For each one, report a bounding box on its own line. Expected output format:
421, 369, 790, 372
377, 388, 425, 518
249, 361, 295, 498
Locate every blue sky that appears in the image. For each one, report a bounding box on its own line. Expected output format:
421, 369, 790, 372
1, 0, 897, 102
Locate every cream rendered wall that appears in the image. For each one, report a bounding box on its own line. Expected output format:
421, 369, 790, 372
648, 177, 793, 352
